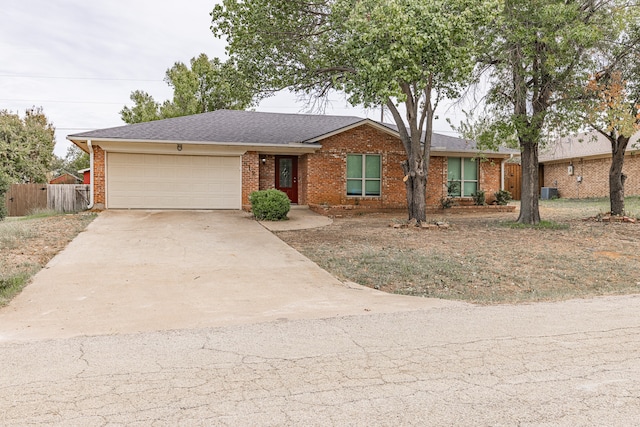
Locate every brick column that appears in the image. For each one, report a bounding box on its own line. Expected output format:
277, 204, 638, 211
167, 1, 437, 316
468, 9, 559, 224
93, 146, 106, 209
242, 151, 259, 211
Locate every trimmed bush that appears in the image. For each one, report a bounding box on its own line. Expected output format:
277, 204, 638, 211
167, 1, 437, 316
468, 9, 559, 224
249, 189, 290, 221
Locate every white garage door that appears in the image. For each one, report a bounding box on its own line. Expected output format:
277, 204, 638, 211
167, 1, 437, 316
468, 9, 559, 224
107, 152, 241, 209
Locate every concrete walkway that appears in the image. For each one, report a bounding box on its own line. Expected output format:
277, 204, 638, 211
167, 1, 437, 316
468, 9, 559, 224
258, 205, 333, 231
0, 209, 457, 342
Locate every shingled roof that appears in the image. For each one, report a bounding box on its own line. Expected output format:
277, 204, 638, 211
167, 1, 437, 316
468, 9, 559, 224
381, 123, 518, 155
68, 109, 516, 156
539, 131, 640, 162
68, 110, 366, 145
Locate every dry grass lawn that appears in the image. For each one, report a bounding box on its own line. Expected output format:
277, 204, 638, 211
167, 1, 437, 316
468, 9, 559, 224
276, 197, 640, 304
0, 212, 95, 305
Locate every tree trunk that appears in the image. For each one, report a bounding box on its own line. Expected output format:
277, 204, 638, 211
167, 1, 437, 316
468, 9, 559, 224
517, 141, 541, 224
402, 160, 427, 223
609, 135, 629, 216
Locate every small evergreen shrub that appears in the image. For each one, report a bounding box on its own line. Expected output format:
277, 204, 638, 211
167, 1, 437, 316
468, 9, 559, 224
440, 196, 455, 209
249, 189, 290, 221
472, 190, 486, 206
494, 190, 513, 206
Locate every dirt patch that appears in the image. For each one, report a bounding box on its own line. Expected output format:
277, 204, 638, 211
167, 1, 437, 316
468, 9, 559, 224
276, 207, 640, 304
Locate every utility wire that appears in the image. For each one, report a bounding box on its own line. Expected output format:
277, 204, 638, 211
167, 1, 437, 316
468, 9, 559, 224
0, 74, 163, 82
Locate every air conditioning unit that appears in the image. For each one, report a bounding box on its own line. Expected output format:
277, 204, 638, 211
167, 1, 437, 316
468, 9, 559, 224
541, 187, 558, 200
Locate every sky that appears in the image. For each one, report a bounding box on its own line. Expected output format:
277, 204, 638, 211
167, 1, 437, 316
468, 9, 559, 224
1, 0, 464, 158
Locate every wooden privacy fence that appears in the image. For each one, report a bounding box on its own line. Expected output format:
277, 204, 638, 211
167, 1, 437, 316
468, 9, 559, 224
504, 163, 521, 201
4, 184, 90, 217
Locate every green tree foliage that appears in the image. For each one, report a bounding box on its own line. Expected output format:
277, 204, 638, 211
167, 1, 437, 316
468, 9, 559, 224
0, 170, 9, 220
582, 13, 640, 216
120, 90, 161, 124
54, 145, 90, 178
468, 0, 623, 224
0, 107, 56, 184
120, 53, 257, 124
212, 0, 495, 223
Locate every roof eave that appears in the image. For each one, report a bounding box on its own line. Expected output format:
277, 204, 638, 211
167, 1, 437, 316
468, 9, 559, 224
67, 136, 321, 151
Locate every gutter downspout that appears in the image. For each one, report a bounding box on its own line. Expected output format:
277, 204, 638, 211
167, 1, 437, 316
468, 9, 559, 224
500, 154, 513, 191
87, 139, 94, 209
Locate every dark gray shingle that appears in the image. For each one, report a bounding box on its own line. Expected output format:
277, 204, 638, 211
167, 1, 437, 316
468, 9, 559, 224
69, 110, 365, 145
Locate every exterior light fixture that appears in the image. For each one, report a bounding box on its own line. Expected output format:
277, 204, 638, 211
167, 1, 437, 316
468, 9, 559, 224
261, 156, 266, 164
177, 144, 183, 152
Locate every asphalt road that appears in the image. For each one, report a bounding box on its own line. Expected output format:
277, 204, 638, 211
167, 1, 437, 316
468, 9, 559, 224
2, 294, 640, 426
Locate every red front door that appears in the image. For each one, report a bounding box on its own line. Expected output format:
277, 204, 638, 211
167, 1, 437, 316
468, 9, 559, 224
275, 156, 298, 203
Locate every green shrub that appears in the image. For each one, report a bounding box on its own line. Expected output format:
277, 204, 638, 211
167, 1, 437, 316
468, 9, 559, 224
0, 172, 10, 221
440, 196, 455, 209
447, 181, 460, 197
472, 190, 486, 206
249, 189, 290, 221
494, 190, 512, 206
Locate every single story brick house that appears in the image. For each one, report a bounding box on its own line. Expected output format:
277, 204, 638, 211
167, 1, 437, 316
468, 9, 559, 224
67, 110, 516, 212
539, 131, 640, 198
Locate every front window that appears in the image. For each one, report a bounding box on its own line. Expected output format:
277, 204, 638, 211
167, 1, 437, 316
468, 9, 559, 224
447, 157, 478, 197
347, 154, 381, 196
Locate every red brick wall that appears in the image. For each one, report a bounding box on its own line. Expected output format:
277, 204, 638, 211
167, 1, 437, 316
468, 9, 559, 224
300, 124, 507, 209
543, 153, 640, 198
480, 158, 504, 204
304, 125, 407, 209
298, 155, 309, 205
241, 151, 259, 210
426, 156, 504, 205
427, 157, 448, 206
93, 146, 105, 207
258, 155, 275, 191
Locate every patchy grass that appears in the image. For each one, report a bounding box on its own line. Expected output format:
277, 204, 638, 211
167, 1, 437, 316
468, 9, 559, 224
0, 265, 39, 306
499, 220, 570, 230
277, 201, 640, 304
539, 196, 640, 219
0, 221, 37, 249
0, 212, 95, 306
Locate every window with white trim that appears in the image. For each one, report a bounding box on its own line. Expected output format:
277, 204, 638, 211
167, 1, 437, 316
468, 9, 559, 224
347, 154, 381, 196
447, 157, 478, 197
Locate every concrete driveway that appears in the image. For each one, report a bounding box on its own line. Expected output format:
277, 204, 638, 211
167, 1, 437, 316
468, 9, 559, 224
0, 210, 458, 341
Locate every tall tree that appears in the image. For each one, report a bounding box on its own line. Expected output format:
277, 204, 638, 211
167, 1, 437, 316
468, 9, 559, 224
583, 15, 640, 216
53, 145, 90, 178
120, 54, 257, 124
212, 0, 495, 223
0, 107, 55, 183
472, 0, 618, 224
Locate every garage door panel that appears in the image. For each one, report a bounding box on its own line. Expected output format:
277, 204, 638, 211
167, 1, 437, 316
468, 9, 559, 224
107, 153, 241, 209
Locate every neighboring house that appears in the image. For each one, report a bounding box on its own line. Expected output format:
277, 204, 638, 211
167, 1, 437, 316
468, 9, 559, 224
66, 110, 516, 212
49, 172, 82, 185
78, 168, 91, 184
539, 131, 640, 198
